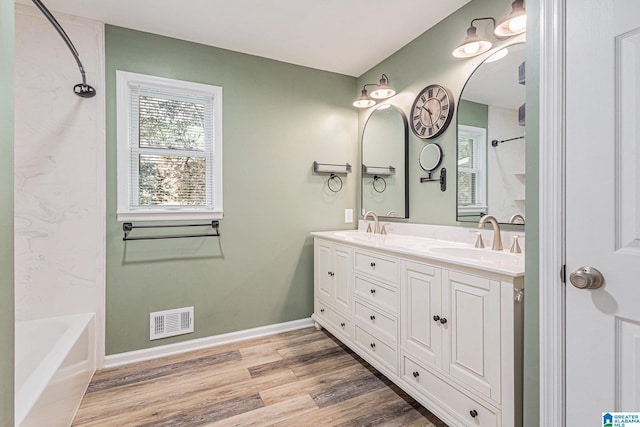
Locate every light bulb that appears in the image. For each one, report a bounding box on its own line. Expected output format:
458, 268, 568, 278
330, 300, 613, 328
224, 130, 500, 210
464, 42, 480, 55
508, 15, 527, 33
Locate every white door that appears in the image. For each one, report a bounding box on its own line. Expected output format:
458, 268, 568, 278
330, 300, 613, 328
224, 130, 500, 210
566, 0, 640, 424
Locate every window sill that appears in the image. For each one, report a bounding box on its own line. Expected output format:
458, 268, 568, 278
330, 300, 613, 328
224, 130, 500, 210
117, 210, 223, 222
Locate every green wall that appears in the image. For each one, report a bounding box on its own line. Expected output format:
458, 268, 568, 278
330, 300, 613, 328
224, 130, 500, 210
105, 26, 358, 354
0, 0, 14, 424
356, 0, 538, 424
458, 99, 489, 129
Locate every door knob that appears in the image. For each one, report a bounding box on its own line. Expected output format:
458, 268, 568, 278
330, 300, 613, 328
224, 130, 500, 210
569, 266, 604, 289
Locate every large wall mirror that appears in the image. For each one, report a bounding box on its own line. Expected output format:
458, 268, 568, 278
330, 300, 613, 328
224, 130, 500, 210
361, 104, 409, 219
457, 43, 526, 225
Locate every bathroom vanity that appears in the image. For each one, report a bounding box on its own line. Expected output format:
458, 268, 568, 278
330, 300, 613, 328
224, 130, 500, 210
311, 224, 524, 427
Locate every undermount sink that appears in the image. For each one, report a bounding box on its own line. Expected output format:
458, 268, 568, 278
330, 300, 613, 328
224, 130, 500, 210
428, 247, 522, 265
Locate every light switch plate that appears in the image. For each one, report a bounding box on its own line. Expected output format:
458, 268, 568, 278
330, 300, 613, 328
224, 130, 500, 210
345, 209, 353, 223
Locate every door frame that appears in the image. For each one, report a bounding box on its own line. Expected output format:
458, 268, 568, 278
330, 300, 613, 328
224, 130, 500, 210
539, 0, 566, 425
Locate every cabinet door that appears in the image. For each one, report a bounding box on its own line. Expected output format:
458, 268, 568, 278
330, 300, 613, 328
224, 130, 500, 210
401, 260, 442, 370
316, 240, 332, 302
333, 244, 352, 313
443, 270, 501, 403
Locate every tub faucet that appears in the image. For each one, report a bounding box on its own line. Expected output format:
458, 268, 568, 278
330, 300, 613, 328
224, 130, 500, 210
363, 211, 380, 234
478, 215, 503, 251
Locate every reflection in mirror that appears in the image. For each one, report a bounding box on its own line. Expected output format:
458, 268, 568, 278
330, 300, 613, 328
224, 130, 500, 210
457, 43, 526, 224
361, 104, 408, 219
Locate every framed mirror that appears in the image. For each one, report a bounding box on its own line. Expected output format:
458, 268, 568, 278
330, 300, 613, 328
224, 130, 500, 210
361, 104, 409, 219
456, 43, 526, 225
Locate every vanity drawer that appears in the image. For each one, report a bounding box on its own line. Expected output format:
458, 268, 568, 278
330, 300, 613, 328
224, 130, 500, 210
354, 299, 397, 344
354, 249, 398, 283
354, 325, 397, 374
402, 355, 499, 427
316, 301, 351, 339
354, 274, 398, 313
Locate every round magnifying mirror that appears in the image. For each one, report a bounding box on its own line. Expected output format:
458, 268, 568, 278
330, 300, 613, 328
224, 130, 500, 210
419, 143, 443, 171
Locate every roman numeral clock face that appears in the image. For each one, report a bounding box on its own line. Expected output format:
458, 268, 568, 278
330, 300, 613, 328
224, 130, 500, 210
410, 84, 455, 139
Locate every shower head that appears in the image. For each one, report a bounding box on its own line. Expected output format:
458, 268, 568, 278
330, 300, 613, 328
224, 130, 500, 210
74, 84, 96, 98
32, 0, 97, 98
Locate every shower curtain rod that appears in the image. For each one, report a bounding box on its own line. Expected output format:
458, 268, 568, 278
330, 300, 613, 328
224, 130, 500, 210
31, 0, 96, 98
491, 135, 525, 147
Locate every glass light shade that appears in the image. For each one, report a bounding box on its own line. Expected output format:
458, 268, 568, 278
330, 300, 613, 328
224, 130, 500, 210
370, 86, 396, 99
370, 75, 396, 99
353, 88, 376, 108
494, 0, 527, 37
452, 26, 492, 58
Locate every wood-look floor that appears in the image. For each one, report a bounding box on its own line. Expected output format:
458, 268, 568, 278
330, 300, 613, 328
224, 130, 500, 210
73, 327, 448, 427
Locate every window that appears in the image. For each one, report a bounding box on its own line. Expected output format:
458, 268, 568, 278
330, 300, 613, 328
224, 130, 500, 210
457, 125, 487, 212
116, 71, 222, 221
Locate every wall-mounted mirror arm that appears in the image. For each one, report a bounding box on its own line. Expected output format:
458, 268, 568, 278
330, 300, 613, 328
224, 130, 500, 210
420, 168, 446, 192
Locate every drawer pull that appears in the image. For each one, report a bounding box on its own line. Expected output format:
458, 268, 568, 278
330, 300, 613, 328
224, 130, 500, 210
370, 315, 376, 321
440, 317, 447, 324
340, 322, 346, 327
469, 410, 478, 418
433, 315, 440, 322
370, 288, 376, 294
370, 342, 376, 348
320, 308, 325, 313
412, 371, 420, 378
370, 262, 376, 268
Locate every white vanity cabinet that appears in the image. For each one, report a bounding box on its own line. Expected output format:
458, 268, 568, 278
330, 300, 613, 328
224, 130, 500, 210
314, 239, 352, 339
351, 248, 400, 376
401, 260, 519, 427
311, 232, 524, 427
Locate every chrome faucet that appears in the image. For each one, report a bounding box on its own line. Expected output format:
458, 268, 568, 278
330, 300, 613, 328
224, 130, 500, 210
363, 211, 380, 234
509, 214, 525, 225
478, 215, 503, 251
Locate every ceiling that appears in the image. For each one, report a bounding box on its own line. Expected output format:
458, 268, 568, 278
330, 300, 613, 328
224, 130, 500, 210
19, 0, 471, 77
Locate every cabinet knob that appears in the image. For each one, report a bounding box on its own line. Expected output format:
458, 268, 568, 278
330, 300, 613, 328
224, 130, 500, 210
340, 322, 345, 327
370, 262, 376, 268
370, 342, 376, 348
412, 371, 420, 378
327, 271, 331, 276
440, 317, 447, 324
370, 315, 376, 321
320, 308, 325, 313
370, 288, 376, 294
433, 315, 440, 322
470, 410, 478, 418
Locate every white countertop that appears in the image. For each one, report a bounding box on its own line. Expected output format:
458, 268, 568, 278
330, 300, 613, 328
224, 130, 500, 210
312, 228, 525, 278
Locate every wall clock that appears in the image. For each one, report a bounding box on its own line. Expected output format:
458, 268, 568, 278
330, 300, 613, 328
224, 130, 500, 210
410, 84, 455, 139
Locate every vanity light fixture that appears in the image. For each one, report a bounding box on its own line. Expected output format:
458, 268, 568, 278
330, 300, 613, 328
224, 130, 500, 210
452, 0, 527, 59
494, 0, 527, 37
352, 74, 396, 108
370, 74, 396, 99
353, 85, 377, 108
452, 19, 494, 58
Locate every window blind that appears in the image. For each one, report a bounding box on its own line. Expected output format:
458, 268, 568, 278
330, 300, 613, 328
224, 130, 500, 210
128, 84, 215, 209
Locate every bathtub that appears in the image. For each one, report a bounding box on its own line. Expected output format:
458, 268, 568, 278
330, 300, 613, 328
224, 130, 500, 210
15, 313, 96, 427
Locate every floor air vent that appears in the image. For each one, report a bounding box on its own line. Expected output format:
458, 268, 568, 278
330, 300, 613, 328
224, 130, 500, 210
150, 306, 194, 340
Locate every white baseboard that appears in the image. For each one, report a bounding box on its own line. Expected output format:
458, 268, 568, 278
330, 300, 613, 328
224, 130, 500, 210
104, 317, 314, 369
